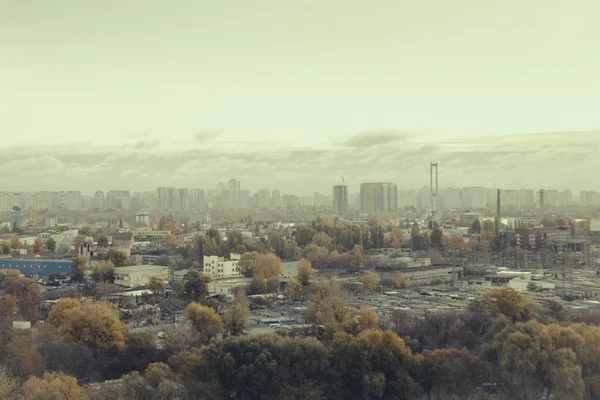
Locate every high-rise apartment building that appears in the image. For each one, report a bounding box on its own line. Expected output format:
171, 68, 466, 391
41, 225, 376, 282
167, 187, 178, 210
360, 182, 397, 213
333, 185, 348, 215
93, 190, 105, 210
190, 189, 206, 211
178, 188, 190, 211
157, 187, 169, 210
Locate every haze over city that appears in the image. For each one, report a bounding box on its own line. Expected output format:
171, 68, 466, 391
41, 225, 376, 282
1, 0, 600, 193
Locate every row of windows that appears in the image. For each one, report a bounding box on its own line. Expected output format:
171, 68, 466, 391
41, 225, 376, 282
1, 264, 66, 269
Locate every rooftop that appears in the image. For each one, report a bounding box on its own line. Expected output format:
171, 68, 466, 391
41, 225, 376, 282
113, 265, 169, 272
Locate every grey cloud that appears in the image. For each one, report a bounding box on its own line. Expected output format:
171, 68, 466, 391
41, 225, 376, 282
193, 130, 223, 143
343, 130, 412, 148
0, 130, 598, 194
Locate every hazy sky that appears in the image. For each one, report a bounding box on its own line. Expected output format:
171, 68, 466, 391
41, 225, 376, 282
1, 0, 599, 194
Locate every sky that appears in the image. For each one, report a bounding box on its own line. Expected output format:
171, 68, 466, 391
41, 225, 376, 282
0, 0, 599, 194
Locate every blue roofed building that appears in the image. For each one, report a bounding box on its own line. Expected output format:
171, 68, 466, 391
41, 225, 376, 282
0, 259, 71, 277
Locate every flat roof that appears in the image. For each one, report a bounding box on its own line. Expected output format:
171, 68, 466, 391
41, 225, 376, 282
114, 265, 169, 272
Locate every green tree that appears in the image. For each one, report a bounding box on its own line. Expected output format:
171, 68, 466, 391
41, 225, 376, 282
46, 237, 56, 252
296, 226, 315, 247
430, 226, 444, 250
181, 270, 212, 301
147, 276, 166, 303
471, 219, 481, 234
418, 348, 486, 398
97, 236, 109, 247
329, 329, 420, 400
196, 335, 329, 400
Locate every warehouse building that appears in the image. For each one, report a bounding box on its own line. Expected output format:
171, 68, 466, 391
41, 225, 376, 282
113, 265, 169, 288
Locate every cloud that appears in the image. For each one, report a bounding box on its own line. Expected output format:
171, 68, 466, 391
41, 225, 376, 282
0, 130, 597, 194
343, 130, 412, 148
193, 130, 223, 143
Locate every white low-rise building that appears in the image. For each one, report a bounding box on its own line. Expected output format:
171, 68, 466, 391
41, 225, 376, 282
113, 265, 169, 287
203, 254, 242, 279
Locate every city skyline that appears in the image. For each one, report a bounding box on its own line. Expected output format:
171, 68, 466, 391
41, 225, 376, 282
1, 184, 598, 213
0, 130, 598, 195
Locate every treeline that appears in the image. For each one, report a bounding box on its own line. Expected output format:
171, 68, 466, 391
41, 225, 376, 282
4, 261, 600, 400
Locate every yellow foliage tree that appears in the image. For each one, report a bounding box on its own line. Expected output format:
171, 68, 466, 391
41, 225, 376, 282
47, 298, 128, 354
296, 258, 313, 286
184, 303, 223, 341
362, 271, 381, 293
358, 307, 379, 331
22, 372, 89, 400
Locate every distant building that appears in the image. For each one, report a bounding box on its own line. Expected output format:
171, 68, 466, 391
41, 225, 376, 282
333, 185, 348, 215
10, 206, 21, 229
514, 226, 570, 250
113, 265, 169, 287
203, 254, 242, 279
112, 232, 133, 248
135, 212, 150, 226
360, 183, 397, 213
44, 216, 57, 228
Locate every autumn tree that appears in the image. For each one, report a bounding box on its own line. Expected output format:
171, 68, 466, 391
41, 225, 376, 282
362, 271, 381, 293
223, 292, 249, 336
1, 273, 42, 323
184, 303, 223, 342
104, 248, 129, 267
147, 276, 166, 303
386, 228, 405, 248
306, 277, 351, 336
296, 258, 313, 286
32, 238, 44, 254
0, 368, 19, 400
251, 253, 283, 293
482, 321, 584, 400
70, 255, 89, 282
357, 307, 379, 331
22, 372, 89, 400
47, 298, 128, 355
91, 260, 114, 283
411, 223, 420, 238
312, 232, 332, 249
471, 286, 537, 322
